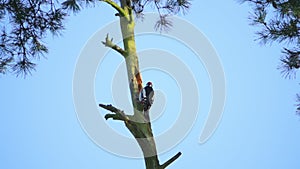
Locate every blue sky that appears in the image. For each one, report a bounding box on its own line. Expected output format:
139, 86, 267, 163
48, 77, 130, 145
1, 1, 300, 169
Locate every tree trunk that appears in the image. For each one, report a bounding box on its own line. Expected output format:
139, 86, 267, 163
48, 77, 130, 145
118, 1, 161, 168
100, 1, 182, 168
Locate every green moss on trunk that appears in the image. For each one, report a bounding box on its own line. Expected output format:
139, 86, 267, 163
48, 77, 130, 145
100, 1, 182, 168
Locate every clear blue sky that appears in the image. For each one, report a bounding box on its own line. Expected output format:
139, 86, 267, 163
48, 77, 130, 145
1, 1, 300, 169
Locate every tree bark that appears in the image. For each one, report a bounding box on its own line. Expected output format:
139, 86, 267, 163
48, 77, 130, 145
99, 104, 182, 169
118, 1, 161, 167
100, 1, 182, 168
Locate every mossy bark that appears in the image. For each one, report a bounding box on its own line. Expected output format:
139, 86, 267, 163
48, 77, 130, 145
118, 1, 161, 168
100, 1, 181, 168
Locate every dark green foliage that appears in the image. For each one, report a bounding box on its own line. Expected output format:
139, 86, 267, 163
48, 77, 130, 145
0, 57, 13, 74
242, 0, 300, 76
61, 0, 96, 12
0, 0, 191, 77
62, 0, 192, 31
131, 0, 191, 31
62, 0, 81, 12
279, 48, 300, 78
154, 14, 173, 32
0, 0, 66, 77
242, 0, 300, 113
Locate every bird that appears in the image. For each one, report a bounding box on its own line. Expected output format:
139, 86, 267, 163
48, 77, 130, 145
139, 81, 154, 112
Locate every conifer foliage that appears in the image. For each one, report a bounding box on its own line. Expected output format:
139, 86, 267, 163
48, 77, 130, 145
0, 0, 191, 77
0, 0, 66, 76
241, 0, 300, 113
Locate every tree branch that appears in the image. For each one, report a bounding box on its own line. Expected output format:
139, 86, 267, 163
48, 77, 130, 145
100, 0, 129, 20
104, 113, 124, 121
160, 152, 182, 169
99, 103, 129, 121
102, 34, 126, 57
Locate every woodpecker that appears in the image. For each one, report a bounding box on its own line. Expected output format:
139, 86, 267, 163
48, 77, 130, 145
139, 82, 154, 111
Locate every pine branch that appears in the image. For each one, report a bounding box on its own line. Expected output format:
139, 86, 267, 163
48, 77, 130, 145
102, 34, 126, 57
100, 0, 129, 21
160, 152, 182, 169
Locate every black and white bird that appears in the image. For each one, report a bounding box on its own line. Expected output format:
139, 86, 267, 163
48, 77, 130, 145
139, 81, 154, 111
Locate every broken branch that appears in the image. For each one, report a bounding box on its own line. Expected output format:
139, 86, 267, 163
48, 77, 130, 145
102, 34, 126, 57
99, 103, 128, 121
160, 152, 182, 169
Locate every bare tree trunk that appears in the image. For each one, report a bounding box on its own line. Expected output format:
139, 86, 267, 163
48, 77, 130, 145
100, 1, 181, 168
